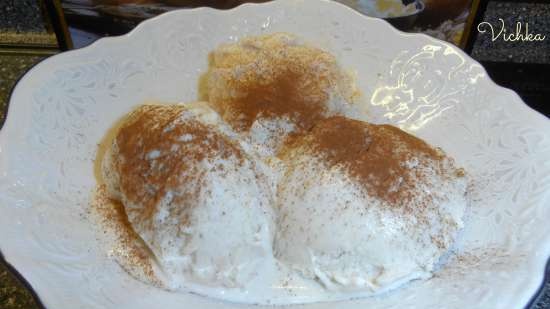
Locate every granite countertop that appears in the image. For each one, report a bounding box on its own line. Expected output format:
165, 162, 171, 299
0, 259, 42, 309
0, 0, 57, 46
0, 54, 45, 125
471, 1, 550, 63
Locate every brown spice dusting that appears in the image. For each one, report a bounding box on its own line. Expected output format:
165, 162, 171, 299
92, 185, 161, 286
216, 68, 327, 131
111, 104, 245, 228
281, 116, 446, 207
90, 33, 468, 289
431, 235, 446, 250
203, 33, 357, 132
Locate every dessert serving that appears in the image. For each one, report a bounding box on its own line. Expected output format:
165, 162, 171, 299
101, 103, 275, 288
94, 33, 469, 304
275, 116, 467, 291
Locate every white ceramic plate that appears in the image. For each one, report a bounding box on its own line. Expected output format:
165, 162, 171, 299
1, 1, 549, 308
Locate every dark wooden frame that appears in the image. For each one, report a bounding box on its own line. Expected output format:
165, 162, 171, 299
43, 0, 73, 50
460, 0, 485, 51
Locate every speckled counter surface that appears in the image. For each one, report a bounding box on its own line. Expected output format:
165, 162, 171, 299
0, 259, 42, 309
0, 54, 46, 125
0, 0, 57, 46
472, 1, 550, 63
531, 263, 550, 309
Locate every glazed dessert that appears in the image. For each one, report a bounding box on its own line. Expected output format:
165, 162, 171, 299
95, 33, 469, 304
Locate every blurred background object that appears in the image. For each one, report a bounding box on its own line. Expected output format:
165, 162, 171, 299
337, 0, 425, 31
418, 0, 471, 27
383, 1, 424, 31
60, 0, 476, 48
335, 0, 475, 46
61, 0, 268, 47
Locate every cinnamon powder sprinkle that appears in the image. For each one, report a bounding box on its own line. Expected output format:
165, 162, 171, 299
92, 185, 161, 286
281, 116, 449, 207
203, 33, 358, 133
111, 104, 245, 229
